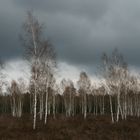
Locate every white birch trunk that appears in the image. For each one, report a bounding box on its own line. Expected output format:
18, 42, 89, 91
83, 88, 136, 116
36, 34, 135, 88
109, 95, 114, 123
45, 89, 48, 124
33, 82, 37, 130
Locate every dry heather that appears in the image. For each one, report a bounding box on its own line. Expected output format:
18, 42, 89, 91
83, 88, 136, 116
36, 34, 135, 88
0, 114, 139, 140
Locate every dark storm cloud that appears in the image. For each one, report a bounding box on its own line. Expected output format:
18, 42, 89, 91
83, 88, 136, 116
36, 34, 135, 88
1, 0, 140, 73
0, 0, 24, 60
14, 0, 110, 20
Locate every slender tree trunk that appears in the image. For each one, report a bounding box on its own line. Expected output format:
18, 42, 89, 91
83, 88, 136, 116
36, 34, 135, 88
69, 90, 72, 117
33, 81, 37, 130
39, 93, 44, 120
30, 93, 33, 115
84, 93, 87, 119
124, 91, 127, 120
109, 95, 114, 123
117, 90, 123, 122
45, 89, 48, 124
102, 95, 105, 115
53, 93, 55, 119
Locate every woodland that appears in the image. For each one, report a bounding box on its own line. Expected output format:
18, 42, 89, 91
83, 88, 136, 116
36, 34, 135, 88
0, 12, 140, 140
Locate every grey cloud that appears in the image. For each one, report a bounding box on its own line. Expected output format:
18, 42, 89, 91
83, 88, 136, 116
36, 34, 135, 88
1, 0, 140, 74
14, 0, 110, 21
0, 0, 24, 60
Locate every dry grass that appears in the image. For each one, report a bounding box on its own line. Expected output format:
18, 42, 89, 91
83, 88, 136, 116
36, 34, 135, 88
0, 114, 139, 140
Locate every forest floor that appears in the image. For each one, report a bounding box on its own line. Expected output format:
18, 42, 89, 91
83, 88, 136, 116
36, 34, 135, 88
0, 114, 139, 140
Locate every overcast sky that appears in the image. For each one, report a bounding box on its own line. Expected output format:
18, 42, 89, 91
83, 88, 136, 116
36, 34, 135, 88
1, 0, 140, 82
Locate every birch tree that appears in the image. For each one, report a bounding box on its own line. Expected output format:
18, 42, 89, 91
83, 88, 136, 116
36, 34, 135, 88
9, 80, 23, 117
21, 11, 56, 129
101, 49, 128, 122
77, 72, 91, 119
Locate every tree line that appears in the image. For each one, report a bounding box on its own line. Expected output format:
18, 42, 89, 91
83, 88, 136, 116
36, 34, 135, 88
0, 12, 140, 129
